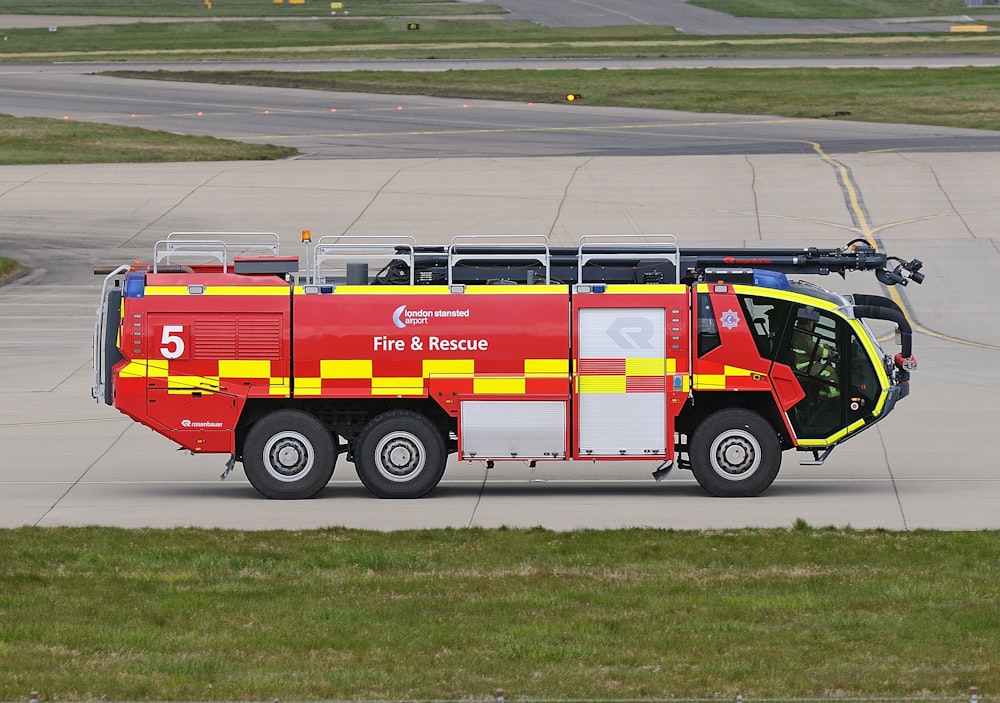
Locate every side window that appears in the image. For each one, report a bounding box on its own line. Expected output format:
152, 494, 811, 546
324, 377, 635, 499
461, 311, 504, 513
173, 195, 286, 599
697, 293, 721, 357
784, 310, 841, 392
740, 295, 792, 361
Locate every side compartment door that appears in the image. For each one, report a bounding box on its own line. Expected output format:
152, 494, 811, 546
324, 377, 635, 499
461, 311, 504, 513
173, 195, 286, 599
574, 298, 671, 458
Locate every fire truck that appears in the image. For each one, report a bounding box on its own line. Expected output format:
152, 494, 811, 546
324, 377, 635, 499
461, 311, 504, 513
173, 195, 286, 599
93, 232, 923, 499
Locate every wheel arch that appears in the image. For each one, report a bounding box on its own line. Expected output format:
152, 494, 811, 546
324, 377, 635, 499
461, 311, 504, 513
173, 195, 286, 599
676, 390, 794, 452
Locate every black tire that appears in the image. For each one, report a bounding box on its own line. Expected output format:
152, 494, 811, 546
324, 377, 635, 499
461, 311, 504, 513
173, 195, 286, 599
242, 409, 336, 499
354, 410, 447, 499
689, 408, 781, 497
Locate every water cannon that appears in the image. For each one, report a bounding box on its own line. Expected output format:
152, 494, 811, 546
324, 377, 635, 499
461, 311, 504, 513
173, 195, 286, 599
875, 255, 925, 286
842, 239, 924, 286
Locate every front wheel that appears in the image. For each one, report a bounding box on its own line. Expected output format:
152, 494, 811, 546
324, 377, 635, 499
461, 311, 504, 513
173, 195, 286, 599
242, 409, 336, 499
354, 410, 447, 499
689, 408, 781, 497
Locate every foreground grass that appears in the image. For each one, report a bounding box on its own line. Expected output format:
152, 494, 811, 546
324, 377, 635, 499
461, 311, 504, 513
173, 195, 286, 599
2, 526, 999, 700
112, 66, 1000, 131
0, 114, 296, 165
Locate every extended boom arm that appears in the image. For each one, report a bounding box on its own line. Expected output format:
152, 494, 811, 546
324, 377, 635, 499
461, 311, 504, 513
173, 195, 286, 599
390, 238, 925, 288
680, 240, 925, 286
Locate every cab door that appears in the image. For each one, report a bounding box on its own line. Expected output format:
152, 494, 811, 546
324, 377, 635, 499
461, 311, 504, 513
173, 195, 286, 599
774, 305, 881, 442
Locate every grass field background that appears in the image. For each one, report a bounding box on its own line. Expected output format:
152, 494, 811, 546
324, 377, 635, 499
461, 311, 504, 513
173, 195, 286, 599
2, 526, 999, 701
0, 114, 296, 165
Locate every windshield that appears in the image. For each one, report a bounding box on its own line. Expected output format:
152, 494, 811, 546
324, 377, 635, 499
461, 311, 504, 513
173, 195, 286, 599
788, 280, 850, 307
853, 315, 888, 361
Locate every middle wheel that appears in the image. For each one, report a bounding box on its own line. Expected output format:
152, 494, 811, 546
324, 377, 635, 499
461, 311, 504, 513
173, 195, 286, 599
354, 410, 447, 498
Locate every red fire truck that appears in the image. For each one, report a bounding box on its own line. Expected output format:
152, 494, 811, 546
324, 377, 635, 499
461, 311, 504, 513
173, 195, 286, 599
93, 232, 923, 499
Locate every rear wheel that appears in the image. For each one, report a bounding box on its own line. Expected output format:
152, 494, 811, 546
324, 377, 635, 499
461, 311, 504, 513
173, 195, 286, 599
243, 410, 336, 499
689, 408, 781, 497
354, 410, 446, 499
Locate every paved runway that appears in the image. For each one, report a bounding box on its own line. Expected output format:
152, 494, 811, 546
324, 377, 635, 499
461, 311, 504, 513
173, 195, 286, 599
1, 58, 998, 531
2, 152, 998, 530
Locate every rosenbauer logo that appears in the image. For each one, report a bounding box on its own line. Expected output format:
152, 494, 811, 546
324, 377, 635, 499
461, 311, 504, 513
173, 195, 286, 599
181, 419, 224, 428
392, 304, 471, 328
723, 256, 773, 265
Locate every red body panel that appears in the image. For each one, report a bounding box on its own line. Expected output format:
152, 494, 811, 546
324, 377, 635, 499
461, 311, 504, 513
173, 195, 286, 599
113, 272, 291, 453
292, 287, 571, 404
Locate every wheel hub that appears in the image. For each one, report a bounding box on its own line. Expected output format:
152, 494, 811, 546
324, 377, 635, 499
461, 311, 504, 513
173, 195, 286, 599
710, 430, 761, 480
277, 444, 302, 468
375, 431, 425, 482
263, 431, 314, 482
723, 443, 749, 466
387, 444, 414, 468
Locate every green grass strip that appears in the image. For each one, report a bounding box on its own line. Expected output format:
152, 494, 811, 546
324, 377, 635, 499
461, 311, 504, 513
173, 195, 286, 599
111, 66, 1000, 131
0, 256, 22, 280
6, 18, 1000, 63
2, 525, 999, 700
0, 0, 504, 18
0, 114, 296, 165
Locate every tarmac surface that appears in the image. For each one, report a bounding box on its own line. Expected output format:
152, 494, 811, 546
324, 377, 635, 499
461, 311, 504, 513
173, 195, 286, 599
2, 152, 998, 530
0, 10, 998, 530
467, 0, 994, 33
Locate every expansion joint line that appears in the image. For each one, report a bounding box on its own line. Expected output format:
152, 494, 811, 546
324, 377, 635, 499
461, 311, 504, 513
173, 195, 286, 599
549, 158, 593, 237
468, 466, 489, 528
34, 422, 134, 527
744, 154, 763, 240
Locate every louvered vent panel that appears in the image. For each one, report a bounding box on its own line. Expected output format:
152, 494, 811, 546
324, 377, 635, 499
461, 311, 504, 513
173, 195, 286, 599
191, 315, 281, 360
193, 317, 237, 359
237, 316, 282, 359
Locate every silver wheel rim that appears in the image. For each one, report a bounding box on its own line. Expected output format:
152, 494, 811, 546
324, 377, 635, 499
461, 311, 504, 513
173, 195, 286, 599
709, 429, 761, 482
374, 431, 425, 483
262, 431, 314, 483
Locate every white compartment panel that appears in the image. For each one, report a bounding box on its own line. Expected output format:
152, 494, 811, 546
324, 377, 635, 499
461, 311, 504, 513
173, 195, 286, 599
578, 393, 666, 457
460, 400, 567, 459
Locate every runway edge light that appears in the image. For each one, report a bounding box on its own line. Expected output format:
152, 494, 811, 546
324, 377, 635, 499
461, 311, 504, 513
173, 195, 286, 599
566, 93, 583, 102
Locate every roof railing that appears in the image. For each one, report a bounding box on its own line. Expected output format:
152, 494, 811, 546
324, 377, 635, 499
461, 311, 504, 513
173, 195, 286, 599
447, 234, 551, 287
153, 231, 281, 273
576, 234, 680, 285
